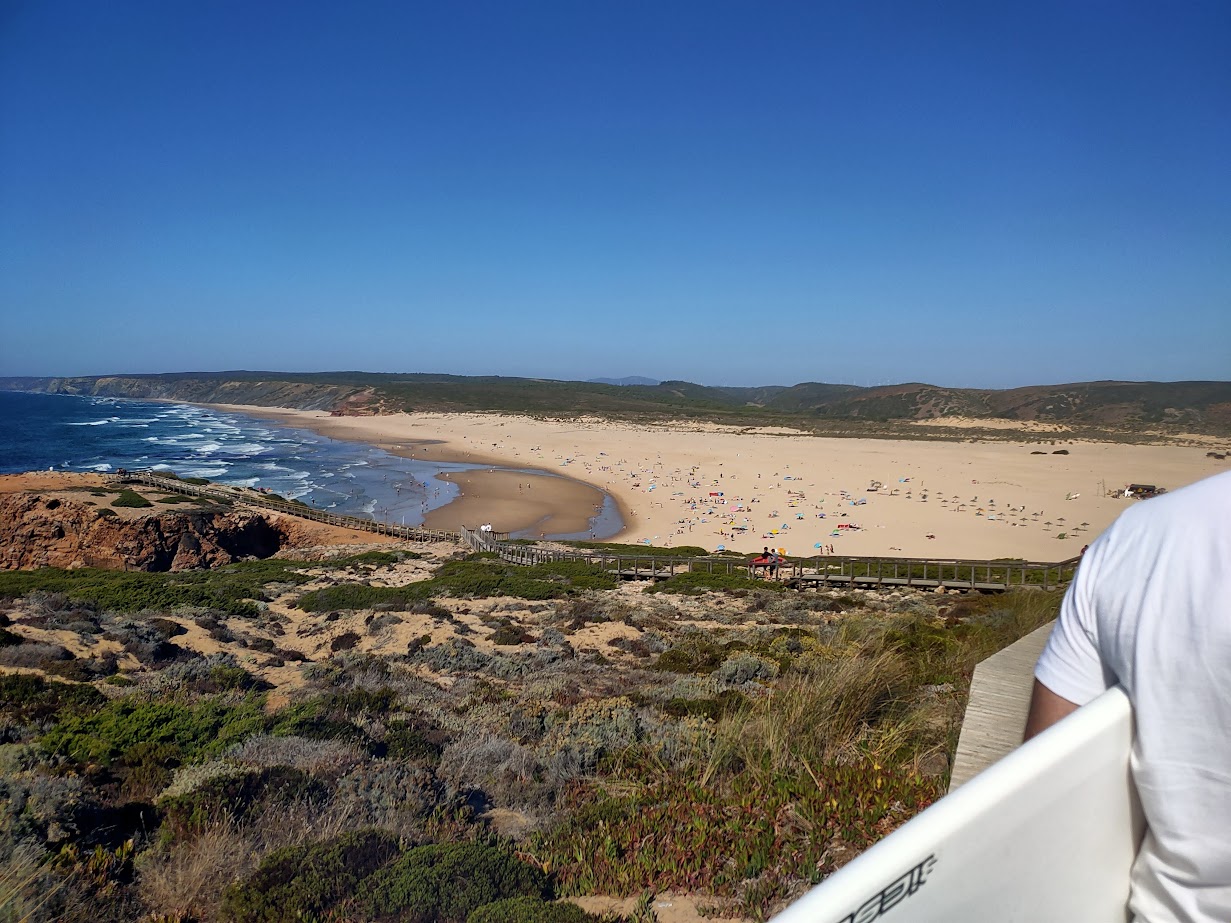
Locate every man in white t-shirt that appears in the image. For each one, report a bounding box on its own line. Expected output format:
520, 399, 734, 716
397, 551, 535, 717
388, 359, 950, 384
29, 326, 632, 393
1026, 469, 1231, 923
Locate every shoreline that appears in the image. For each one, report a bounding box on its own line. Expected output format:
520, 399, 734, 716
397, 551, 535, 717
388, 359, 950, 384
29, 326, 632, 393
201, 403, 631, 539
200, 405, 1229, 559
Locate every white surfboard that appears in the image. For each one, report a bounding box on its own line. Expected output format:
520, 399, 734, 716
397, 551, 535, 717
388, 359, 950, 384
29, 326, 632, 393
772, 687, 1143, 922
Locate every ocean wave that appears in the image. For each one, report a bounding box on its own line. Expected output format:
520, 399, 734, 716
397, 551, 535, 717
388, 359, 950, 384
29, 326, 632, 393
81, 463, 113, 471
221, 442, 270, 456
68, 418, 118, 426
193, 442, 224, 455
229, 477, 260, 488
181, 466, 229, 478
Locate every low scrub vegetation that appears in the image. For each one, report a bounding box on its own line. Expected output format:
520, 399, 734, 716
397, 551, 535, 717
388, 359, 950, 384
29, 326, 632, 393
645, 571, 787, 596
111, 489, 153, 508
0, 560, 318, 616
0, 536, 1062, 923
563, 541, 711, 558
298, 559, 617, 611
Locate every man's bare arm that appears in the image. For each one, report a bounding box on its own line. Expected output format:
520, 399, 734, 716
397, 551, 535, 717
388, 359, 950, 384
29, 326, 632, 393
1023, 679, 1081, 741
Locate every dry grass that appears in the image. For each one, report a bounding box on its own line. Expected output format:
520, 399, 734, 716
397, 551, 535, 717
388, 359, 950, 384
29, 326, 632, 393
705, 648, 911, 787
136, 801, 360, 919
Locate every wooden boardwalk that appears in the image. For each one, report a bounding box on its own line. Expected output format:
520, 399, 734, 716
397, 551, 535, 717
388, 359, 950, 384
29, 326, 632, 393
949, 620, 1056, 789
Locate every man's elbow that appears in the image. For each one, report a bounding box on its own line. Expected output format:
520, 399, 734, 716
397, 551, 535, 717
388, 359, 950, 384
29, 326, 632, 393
1023, 679, 1081, 742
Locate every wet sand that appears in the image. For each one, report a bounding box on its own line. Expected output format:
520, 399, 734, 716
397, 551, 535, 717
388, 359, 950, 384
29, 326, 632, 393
422, 468, 606, 536
204, 404, 623, 538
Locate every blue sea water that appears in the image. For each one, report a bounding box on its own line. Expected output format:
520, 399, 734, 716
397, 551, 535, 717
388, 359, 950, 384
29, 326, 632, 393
0, 391, 620, 538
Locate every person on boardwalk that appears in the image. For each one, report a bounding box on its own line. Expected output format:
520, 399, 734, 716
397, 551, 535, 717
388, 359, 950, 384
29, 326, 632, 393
1025, 470, 1231, 923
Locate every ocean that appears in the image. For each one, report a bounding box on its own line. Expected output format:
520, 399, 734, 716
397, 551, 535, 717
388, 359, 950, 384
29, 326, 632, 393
0, 391, 621, 538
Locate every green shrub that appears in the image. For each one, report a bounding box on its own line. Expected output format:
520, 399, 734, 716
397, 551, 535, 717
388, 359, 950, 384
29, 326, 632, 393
0, 561, 315, 616
352, 842, 550, 923
662, 690, 746, 721
42, 696, 268, 766
96, 506, 118, 518
383, 719, 444, 764
644, 571, 786, 595
489, 623, 533, 646
468, 896, 599, 923
161, 766, 326, 837
0, 673, 106, 725
335, 550, 422, 567
654, 636, 727, 674
221, 829, 401, 922
297, 560, 616, 611
111, 489, 153, 508
269, 688, 396, 747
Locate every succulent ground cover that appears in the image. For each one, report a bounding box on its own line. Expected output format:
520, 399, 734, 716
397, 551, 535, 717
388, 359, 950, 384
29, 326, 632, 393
0, 543, 1058, 922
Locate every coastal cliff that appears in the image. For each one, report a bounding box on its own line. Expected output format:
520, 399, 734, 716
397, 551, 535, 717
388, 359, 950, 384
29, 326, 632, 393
0, 375, 365, 412
0, 491, 289, 571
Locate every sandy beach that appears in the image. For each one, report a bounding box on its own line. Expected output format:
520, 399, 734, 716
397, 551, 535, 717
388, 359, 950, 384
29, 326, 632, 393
422, 468, 607, 537
208, 405, 1229, 560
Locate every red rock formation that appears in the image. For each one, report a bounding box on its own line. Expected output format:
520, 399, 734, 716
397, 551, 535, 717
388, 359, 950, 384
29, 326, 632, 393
0, 492, 290, 571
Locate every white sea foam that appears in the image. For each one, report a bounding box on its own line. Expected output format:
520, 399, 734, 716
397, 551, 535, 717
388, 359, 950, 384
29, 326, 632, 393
193, 442, 224, 455
68, 418, 117, 426
223, 443, 269, 456
82, 463, 113, 471
181, 466, 229, 478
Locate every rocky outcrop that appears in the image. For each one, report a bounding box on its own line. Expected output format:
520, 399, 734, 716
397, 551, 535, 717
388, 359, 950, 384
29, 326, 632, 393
0, 493, 290, 571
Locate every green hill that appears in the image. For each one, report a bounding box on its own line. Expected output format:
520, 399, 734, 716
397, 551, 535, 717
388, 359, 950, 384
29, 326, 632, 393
2, 372, 1228, 433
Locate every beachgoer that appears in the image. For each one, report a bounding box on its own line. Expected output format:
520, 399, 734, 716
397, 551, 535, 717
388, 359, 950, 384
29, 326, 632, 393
1025, 470, 1231, 922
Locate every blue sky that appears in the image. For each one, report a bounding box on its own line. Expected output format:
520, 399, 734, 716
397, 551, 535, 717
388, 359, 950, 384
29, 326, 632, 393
2, 0, 1228, 388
